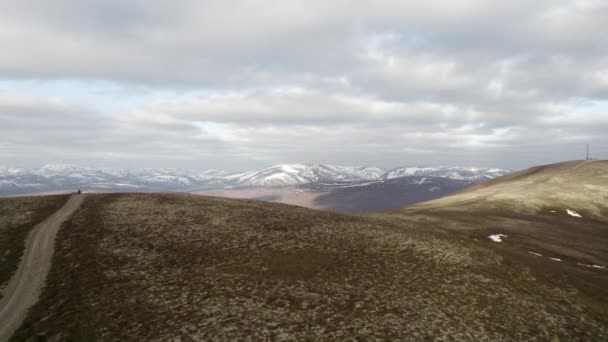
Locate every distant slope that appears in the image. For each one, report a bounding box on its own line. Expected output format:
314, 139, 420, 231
402, 160, 608, 218
197, 166, 510, 213
198, 176, 489, 214
309, 176, 474, 213
383, 166, 508, 182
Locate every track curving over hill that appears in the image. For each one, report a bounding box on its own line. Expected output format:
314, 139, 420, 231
0, 194, 84, 341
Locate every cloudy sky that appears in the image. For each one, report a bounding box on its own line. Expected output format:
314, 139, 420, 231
1, 0, 607, 171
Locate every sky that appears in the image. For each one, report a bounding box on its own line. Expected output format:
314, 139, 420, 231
1, 0, 607, 172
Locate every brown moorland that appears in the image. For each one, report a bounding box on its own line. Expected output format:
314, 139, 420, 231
11, 160, 608, 340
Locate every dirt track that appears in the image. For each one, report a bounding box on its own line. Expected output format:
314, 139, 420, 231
0, 194, 84, 341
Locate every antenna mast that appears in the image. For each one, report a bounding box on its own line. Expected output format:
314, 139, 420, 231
586, 144, 590, 160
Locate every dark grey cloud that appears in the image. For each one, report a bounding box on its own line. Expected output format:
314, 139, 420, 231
0, 1, 607, 170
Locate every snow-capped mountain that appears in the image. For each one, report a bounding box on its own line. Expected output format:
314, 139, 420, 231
0, 165, 28, 176
225, 164, 385, 187
0, 163, 510, 196
383, 166, 509, 182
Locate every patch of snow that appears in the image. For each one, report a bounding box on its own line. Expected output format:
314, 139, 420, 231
549, 210, 556, 213
528, 251, 543, 257
579, 263, 606, 269
144, 175, 192, 185
279, 164, 307, 174
486, 168, 507, 173
91, 183, 141, 188
384, 166, 509, 181
488, 234, 508, 242
336, 181, 382, 188
566, 209, 582, 218
549, 257, 562, 262
40, 164, 85, 172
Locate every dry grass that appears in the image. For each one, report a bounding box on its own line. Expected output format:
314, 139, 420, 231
0, 195, 69, 290
14, 193, 608, 341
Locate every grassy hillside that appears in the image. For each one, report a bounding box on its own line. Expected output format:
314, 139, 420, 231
398, 160, 608, 273
405, 160, 608, 217
0, 195, 69, 291
15, 189, 608, 340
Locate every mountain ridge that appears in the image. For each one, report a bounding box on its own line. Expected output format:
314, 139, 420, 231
0, 163, 509, 196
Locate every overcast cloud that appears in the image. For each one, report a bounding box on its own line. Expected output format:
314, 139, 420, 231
1, 0, 607, 171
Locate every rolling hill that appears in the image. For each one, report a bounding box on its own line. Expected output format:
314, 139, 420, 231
8, 160, 607, 340
399, 160, 608, 264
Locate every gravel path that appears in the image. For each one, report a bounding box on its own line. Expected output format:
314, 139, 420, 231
0, 194, 84, 341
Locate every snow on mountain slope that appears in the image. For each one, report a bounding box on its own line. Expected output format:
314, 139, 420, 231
225, 164, 314, 186
0, 163, 510, 196
225, 164, 386, 186
314, 165, 385, 182
383, 166, 510, 182
0, 166, 25, 177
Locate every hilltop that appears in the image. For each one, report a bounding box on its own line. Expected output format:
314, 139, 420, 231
9, 160, 608, 340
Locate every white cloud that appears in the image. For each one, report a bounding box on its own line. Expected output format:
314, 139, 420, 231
0, 1, 607, 169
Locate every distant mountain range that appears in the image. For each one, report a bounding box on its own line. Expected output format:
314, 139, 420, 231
223, 164, 386, 186
0, 163, 510, 199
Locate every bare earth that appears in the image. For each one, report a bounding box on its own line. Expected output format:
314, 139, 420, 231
0, 194, 84, 341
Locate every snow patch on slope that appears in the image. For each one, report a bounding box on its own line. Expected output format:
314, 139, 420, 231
488, 234, 508, 242
384, 166, 510, 182
225, 164, 386, 187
